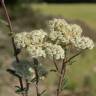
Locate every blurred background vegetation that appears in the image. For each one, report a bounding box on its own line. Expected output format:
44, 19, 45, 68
0, 0, 96, 96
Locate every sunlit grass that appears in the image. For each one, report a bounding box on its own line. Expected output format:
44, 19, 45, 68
31, 4, 96, 30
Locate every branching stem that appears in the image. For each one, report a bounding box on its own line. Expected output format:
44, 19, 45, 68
56, 49, 84, 96
57, 58, 66, 96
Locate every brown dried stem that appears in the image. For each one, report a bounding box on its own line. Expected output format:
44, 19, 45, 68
56, 49, 84, 96
53, 55, 59, 72
0, 0, 25, 96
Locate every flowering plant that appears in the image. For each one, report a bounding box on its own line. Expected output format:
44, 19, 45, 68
14, 19, 94, 59
0, 0, 94, 96
13, 18, 94, 96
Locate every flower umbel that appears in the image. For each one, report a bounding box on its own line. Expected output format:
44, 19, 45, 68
14, 32, 31, 48
45, 43, 65, 59
14, 29, 47, 58
48, 19, 83, 44
48, 18, 94, 50
72, 36, 94, 50
14, 18, 94, 59
27, 45, 46, 58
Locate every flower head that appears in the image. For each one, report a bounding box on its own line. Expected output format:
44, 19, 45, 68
14, 32, 31, 48
27, 45, 46, 58
14, 18, 94, 59
71, 37, 94, 50
48, 18, 82, 44
48, 18, 68, 32
45, 43, 65, 59
30, 29, 47, 44
14, 29, 47, 58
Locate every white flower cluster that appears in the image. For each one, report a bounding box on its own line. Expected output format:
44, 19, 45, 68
30, 29, 47, 44
27, 45, 46, 58
48, 18, 94, 50
48, 18, 82, 44
71, 37, 94, 50
14, 32, 31, 48
14, 18, 94, 59
26, 29, 47, 58
45, 43, 65, 59
14, 29, 47, 58
14, 29, 47, 48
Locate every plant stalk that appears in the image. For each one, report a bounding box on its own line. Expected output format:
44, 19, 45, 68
56, 49, 83, 96
53, 56, 59, 72
33, 58, 40, 96
0, 0, 25, 96
25, 80, 29, 96
57, 59, 66, 96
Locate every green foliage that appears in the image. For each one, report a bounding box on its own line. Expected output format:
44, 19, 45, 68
8, 59, 48, 82
12, 60, 33, 79
64, 80, 77, 91
32, 58, 48, 80
15, 86, 26, 94
61, 78, 68, 91
0, 18, 8, 26
83, 75, 92, 88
